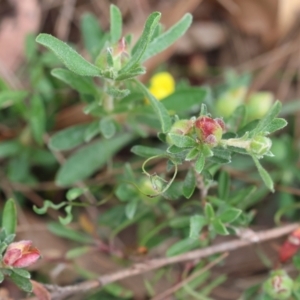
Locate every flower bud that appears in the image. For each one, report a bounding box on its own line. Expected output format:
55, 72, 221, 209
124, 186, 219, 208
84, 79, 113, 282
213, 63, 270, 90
247, 91, 274, 122
166, 119, 194, 145
279, 228, 300, 263
249, 136, 272, 157
195, 116, 223, 147
216, 86, 247, 118
3, 240, 41, 268
263, 270, 294, 300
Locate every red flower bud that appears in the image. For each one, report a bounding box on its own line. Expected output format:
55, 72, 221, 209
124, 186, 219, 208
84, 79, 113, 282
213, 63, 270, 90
3, 240, 41, 268
195, 116, 223, 147
279, 228, 300, 263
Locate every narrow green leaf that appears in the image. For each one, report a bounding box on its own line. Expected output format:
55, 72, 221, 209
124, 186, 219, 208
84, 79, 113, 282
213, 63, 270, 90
84, 121, 100, 142
185, 148, 199, 161
56, 133, 134, 186
36, 34, 101, 76
0, 271, 4, 283
66, 187, 87, 201
131, 145, 165, 158
29, 94, 45, 145
264, 118, 287, 134
99, 117, 116, 139
0, 90, 28, 109
115, 67, 146, 80
0, 140, 22, 158
2, 199, 17, 235
110, 5, 122, 44
195, 153, 205, 173
189, 215, 206, 239
167, 133, 196, 148
162, 87, 206, 112
49, 124, 89, 151
81, 13, 105, 58
106, 87, 130, 99
51, 68, 98, 95
218, 171, 230, 200
48, 222, 93, 243
183, 168, 196, 199
133, 79, 171, 133
120, 12, 161, 74
219, 208, 242, 223
142, 13, 192, 61
204, 203, 215, 219
251, 101, 282, 136
252, 156, 274, 192
66, 246, 91, 259
125, 199, 138, 220
211, 219, 229, 235
10, 271, 32, 293
166, 237, 200, 257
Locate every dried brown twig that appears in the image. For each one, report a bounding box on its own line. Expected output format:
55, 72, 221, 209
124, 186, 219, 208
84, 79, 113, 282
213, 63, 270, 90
27, 223, 298, 300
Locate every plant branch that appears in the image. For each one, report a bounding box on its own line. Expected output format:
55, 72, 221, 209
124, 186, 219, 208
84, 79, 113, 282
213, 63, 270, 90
28, 223, 298, 300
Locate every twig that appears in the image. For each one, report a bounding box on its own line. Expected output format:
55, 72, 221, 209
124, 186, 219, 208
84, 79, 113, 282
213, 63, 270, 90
30, 223, 298, 300
151, 252, 228, 300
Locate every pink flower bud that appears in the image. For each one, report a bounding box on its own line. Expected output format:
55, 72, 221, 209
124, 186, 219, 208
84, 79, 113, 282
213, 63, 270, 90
3, 240, 41, 268
195, 116, 223, 146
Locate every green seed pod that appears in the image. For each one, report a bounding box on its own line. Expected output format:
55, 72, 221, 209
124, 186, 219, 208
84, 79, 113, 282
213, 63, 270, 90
247, 91, 274, 122
249, 136, 272, 157
263, 270, 294, 300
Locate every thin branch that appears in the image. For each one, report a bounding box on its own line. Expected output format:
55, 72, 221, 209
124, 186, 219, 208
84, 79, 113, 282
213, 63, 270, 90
151, 252, 228, 300
31, 223, 298, 300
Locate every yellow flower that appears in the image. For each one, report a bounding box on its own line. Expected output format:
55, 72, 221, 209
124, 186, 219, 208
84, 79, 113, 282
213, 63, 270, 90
148, 72, 175, 101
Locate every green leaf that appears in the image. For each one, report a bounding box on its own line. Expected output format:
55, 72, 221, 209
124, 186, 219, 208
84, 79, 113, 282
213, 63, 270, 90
29, 94, 45, 145
162, 87, 206, 112
204, 203, 215, 219
195, 153, 205, 173
252, 156, 274, 192
115, 183, 136, 202
103, 283, 133, 299
49, 124, 89, 151
120, 12, 161, 74
66, 187, 87, 201
0, 90, 28, 109
115, 67, 146, 80
51, 68, 98, 95
211, 219, 229, 235
251, 101, 281, 136
189, 215, 206, 239
48, 222, 93, 243
110, 5, 122, 44
0, 140, 22, 158
125, 199, 138, 220
56, 133, 134, 186
10, 271, 32, 293
183, 168, 196, 199
80, 13, 105, 58
185, 148, 199, 161
167, 133, 196, 148
0, 271, 4, 283
36, 34, 102, 76
142, 13, 192, 61
211, 147, 231, 164
133, 79, 171, 133
166, 237, 200, 257
99, 117, 116, 139
66, 246, 91, 259
218, 171, 230, 200
131, 145, 166, 158
106, 87, 130, 99
2, 199, 17, 235
12, 268, 31, 279
264, 118, 287, 134
84, 121, 100, 142
219, 208, 242, 223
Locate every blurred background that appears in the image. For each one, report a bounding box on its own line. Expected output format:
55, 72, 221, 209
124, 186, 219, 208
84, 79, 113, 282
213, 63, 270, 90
1, 0, 300, 299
